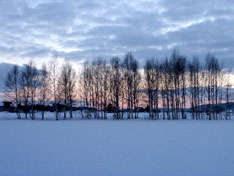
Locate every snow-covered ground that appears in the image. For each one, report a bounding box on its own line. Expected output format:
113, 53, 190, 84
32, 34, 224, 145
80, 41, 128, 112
0, 112, 234, 176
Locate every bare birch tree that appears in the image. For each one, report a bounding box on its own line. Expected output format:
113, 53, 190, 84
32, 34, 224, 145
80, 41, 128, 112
38, 63, 49, 120
4, 65, 21, 119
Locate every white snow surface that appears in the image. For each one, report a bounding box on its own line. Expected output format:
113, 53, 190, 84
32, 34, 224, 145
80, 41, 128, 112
0, 112, 234, 176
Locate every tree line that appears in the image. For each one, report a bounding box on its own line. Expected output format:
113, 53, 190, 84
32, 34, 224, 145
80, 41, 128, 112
4, 50, 233, 120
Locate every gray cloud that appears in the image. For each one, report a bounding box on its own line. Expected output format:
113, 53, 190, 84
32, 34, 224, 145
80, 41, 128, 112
0, 0, 233, 67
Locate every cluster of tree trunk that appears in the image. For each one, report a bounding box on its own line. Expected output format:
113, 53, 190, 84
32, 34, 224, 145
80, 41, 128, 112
144, 51, 232, 120
4, 50, 233, 120
4, 59, 77, 120
81, 51, 232, 120
81, 53, 141, 119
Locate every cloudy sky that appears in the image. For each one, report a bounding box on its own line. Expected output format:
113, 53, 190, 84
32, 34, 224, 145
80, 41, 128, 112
0, 0, 234, 72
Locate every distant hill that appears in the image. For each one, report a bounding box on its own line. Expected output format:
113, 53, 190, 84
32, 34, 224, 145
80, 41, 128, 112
193, 102, 234, 112
0, 62, 16, 91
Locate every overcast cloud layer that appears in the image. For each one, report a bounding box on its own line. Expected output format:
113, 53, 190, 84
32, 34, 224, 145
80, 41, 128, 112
0, 0, 234, 67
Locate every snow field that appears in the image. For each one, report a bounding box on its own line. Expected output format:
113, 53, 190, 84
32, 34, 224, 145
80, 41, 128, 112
0, 117, 233, 176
